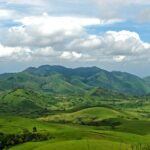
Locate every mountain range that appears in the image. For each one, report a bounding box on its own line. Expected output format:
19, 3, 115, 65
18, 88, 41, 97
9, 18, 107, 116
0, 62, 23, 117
0, 65, 150, 96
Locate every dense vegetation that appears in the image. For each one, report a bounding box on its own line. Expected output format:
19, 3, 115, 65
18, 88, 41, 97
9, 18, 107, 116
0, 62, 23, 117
1, 65, 150, 149
0, 65, 150, 95
0, 128, 51, 150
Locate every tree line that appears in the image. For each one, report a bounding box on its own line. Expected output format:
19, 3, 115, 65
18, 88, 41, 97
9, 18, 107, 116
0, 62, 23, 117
0, 127, 54, 150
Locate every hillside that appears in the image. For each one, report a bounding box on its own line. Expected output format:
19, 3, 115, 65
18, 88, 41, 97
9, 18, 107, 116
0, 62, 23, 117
1, 72, 150, 149
39, 107, 127, 125
0, 87, 132, 116
0, 65, 150, 96
144, 76, 150, 84
0, 89, 53, 116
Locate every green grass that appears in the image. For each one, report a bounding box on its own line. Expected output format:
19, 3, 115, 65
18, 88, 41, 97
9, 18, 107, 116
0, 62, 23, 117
2, 65, 150, 149
10, 139, 132, 150
116, 119, 150, 135
0, 115, 75, 134
39, 107, 127, 124
1, 115, 150, 150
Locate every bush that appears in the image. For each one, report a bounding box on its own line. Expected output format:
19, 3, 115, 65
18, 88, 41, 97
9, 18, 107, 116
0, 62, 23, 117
0, 128, 53, 149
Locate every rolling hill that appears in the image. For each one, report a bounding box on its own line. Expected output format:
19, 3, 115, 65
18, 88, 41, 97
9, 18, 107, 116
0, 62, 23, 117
0, 89, 54, 116
1, 67, 150, 149
0, 87, 131, 116
38, 107, 127, 125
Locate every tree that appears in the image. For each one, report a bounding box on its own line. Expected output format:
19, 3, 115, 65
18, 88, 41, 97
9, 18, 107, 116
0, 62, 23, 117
33, 127, 37, 133
110, 121, 121, 129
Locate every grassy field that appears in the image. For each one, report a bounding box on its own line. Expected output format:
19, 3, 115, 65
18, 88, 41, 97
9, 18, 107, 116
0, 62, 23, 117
39, 107, 126, 120
8, 119, 150, 150
1, 91, 150, 150
0, 106, 150, 150
10, 140, 133, 150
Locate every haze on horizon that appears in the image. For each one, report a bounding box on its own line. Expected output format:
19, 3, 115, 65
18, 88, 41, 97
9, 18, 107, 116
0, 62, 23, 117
0, 0, 149, 76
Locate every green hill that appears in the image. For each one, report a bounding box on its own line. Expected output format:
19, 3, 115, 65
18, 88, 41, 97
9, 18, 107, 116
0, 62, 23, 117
39, 107, 127, 125
0, 65, 150, 95
0, 87, 131, 116
0, 89, 53, 116
1, 65, 150, 149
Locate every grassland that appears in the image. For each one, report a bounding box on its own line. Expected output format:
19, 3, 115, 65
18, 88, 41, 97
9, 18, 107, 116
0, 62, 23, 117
10, 140, 133, 150
1, 104, 150, 150
1, 87, 150, 149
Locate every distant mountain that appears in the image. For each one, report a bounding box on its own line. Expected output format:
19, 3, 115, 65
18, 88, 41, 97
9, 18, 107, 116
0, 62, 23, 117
0, 65, 150, 95
88, 87, 126, 99
86, 71, 150, 95
23, 65, 103, 77
144, 76, 150, 84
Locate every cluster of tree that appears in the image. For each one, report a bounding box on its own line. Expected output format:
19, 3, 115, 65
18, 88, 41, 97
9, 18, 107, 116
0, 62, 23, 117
76, 118, 121, 129
0, 127, 54, 150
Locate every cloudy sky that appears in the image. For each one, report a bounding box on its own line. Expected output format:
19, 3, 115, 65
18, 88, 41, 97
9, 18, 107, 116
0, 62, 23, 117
0, 0, 150, 76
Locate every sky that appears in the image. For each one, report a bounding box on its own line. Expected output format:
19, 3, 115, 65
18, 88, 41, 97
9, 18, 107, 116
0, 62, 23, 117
0, 0, 150, 76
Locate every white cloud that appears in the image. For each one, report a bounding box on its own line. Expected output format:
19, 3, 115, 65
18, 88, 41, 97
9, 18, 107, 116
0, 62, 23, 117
68, 30, 150, 63
0, 12, 149, 65
68, 35, 101, 49
103, 31, 150, 55
0, 9, 16, 20
60, 51, 82, 60
1, 26, 150, 64
0, 44, 31, 61
113, 55, 126, 62
0, 44, 60, 62
20, 14, 102, 26
18, 13, 123, 31
1, 14, 123, 48
0, 0, 149, 75
106, 31, 140, 42
0, 0, 149, 23
34, 47, 55, 57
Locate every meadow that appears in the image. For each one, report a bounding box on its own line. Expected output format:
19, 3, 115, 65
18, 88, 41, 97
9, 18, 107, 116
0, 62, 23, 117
1, 104, 150, 150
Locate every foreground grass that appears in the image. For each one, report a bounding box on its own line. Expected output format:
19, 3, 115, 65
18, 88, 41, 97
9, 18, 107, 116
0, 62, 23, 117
1, 107, 150, 150
10, 139, 132, 150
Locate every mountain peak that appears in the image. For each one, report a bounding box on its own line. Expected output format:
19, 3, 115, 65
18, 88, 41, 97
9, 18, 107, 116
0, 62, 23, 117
0, 65, 150, 95
23, 67, 36, 73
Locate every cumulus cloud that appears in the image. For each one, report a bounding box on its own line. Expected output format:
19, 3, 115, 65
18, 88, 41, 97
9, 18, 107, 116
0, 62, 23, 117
0, 44, 61, 62
60, 51, 82, 60
69, 35, 101, 49
1, 14, 123, 48
113, 56, 126, 62
1, 30, 150, 63
0, 44, 31, 61
33, 47, 56, 57
102, 31, 149, 56
68, 30, 150, 63
0, 13, 149, 65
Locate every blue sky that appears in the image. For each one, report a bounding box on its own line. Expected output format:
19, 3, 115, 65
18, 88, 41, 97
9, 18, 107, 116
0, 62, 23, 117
86, 22, 150, 42
0, 0, 149, 76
